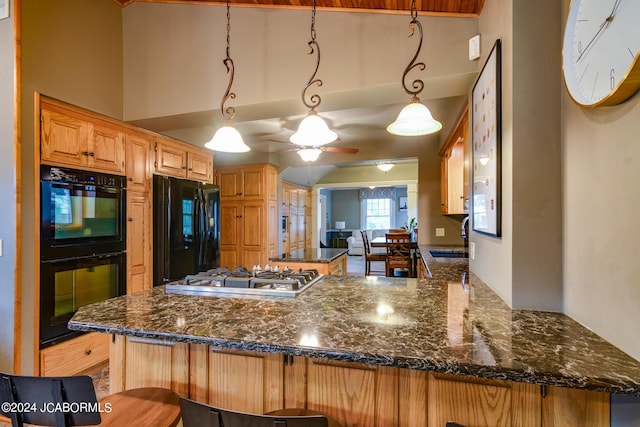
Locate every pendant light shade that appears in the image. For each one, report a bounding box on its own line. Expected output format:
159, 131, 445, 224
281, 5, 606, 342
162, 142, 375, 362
377, 162, 395, 172
387, 0, 441, 137
207, 0, 250, 153
290, 112, 337, 147
205, 124, 250, 153
298, 148, 322, 162
387, 98, 442, 136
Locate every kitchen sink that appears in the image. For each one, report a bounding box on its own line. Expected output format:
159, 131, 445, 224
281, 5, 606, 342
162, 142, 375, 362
429, 250, 468, 258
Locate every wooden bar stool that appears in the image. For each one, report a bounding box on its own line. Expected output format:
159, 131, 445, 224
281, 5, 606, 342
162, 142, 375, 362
0, 372, 180, 427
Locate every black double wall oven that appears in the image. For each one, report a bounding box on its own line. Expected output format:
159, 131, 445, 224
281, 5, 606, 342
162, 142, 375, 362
40, 165, 127, 347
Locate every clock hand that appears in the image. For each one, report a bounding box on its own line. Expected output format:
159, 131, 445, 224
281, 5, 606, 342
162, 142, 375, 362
577, 0, 623, 62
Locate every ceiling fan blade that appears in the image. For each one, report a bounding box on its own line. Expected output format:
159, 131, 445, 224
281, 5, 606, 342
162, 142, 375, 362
323, 146, 359, 154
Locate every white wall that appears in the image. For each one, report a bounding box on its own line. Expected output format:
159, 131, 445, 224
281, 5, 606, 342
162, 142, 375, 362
122, 2, 479, 121
562, 1, 640, 363
0, 0, 16, 373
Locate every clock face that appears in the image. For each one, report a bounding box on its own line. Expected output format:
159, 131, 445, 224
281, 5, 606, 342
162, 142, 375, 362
562, 0, 640, 107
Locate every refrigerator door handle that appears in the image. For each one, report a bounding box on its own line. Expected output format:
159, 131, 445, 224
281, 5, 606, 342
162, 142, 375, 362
196, 188, 207, 266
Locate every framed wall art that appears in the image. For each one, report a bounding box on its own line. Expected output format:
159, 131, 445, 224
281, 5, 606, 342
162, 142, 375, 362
471, 39, 502, 237
0, 0, 9, 20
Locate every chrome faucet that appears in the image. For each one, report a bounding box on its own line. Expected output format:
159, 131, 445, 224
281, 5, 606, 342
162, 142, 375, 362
460, 216, 470, 239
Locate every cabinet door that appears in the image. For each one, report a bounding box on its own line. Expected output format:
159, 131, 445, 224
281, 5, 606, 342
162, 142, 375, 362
206, 348, 284, 414
296, 213, 305, 250
90, 124, 125, 173
289, 212, 299, 251
266, 165, 278, 201
220, 204, 240, 268
110, 335, 189, 396
268, 201, 279, 258
306, 359, 398, 427
41, 108, 90, 167
155, 138, 187, 178
126, 132, 152, 193
282, 185, 291, 214
218, 170, 242, 199
127, 192, 151, 294
428, 373, 512, 427
187, 149, 213, 183
241, 202, 264, 267
242, 169, 264, 199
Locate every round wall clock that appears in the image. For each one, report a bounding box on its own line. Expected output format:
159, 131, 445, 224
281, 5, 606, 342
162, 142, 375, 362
562, 0, 640, 107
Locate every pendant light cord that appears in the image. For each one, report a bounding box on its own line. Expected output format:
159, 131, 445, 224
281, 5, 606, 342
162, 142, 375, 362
220, 0, 237, 121
401, 0, 426, 101
300, 0, 323, 111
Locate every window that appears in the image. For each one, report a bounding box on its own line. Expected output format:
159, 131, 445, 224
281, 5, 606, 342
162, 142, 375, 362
363, 198, 392, 229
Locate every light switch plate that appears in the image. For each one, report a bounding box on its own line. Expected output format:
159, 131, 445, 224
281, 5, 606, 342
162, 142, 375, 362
469, 242, 475, 260
435, 228, 445, 237
469, 35, 480, 60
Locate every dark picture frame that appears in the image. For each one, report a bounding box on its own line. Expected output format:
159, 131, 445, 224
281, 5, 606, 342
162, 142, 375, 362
471, 39, 502, 237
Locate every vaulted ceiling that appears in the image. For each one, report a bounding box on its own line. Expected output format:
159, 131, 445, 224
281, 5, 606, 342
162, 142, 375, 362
114, 0, 485, 17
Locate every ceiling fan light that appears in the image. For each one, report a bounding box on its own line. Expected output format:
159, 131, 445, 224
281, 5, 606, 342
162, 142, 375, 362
290, 112, 338, 147
377, 163, 395, 172
205, 125, 250, 153
387, 101, 442, 136
298, 148, 322, 162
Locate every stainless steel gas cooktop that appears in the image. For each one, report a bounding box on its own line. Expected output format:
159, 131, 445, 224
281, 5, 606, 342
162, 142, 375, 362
165, 266, 323, 298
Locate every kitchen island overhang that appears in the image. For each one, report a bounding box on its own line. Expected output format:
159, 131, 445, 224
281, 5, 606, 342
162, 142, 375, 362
69, 256, 640, 397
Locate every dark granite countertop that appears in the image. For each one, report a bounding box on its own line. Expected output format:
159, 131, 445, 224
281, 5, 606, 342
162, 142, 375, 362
269, 248, 348, 263
69, 245, 640, 395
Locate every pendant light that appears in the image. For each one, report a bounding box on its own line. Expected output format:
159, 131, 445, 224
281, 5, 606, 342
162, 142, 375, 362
205, 0, 250, 153
387, 0, 442, 136
377, 162, 395, 172
298, 148, 322, 162
290, 0, 337, 149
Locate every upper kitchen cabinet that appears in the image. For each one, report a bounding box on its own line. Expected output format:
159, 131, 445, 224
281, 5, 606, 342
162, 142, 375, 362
154, 136, 214, 183
41, 102, 125, 174
216, 164, 278, 201
440, 105, 470, 215
125, 131, 153, 193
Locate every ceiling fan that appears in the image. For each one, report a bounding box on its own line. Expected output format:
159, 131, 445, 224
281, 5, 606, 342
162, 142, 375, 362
268, 138, 359, 156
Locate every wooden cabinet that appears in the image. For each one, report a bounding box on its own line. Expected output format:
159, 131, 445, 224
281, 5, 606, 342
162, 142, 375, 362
125, 131, 152, 193
440, 105, 470, 215
109, 339, 611, 427
41, 104, 125, 174
126, 192, 152, 294
39, 332, 109, 376
216, 164, 278, 268
281, 182, 311, 252
109, 335, 189, 396
268, 252, 347, 276
217, 164, 277, 201
155, 136, 213, 183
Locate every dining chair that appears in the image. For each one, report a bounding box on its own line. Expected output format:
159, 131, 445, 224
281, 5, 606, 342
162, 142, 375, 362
0, 372, 181, 427
385, 232, 413, 277
360, 230, 386, 276
180, 397, 344, 427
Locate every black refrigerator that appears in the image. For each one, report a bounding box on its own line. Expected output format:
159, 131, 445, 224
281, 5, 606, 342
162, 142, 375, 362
153, 175, 220, 285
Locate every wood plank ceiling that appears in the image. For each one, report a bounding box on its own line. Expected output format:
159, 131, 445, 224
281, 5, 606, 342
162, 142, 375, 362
113, 0, 485, 17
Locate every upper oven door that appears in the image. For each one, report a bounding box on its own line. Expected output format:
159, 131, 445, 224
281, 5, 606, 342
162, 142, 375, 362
41, 179, 126, 260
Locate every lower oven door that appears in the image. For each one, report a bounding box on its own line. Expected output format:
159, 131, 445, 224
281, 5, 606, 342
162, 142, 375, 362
40, 252, 126, 348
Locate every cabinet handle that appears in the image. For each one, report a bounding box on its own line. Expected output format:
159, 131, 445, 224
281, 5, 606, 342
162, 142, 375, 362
82, 151, 89, 156
128, 217, 134, 222
128, 177, 133, 182
188, 168, 193, 171
89, 152, 95, 157
85, 349, 92, 355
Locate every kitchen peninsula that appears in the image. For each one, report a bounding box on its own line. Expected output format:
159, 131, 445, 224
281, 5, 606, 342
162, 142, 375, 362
69, 249, 640, 426
268, 247, 348, 275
